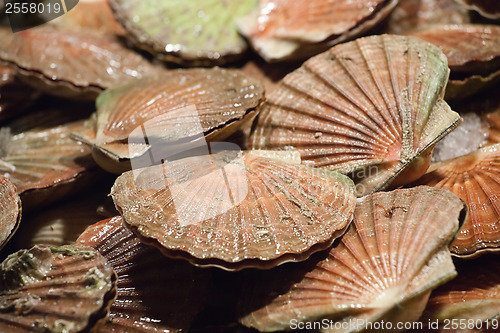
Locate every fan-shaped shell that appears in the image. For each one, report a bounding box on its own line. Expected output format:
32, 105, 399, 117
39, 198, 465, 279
111, 150, 357, 271
455, 0, 500, 19
0, 120, 98, 211
385, 0, 470, 34
238, 186, 466, 332
421, 255, 500, 332
109, 0, 257, 65
0, 26, 157, 100
249, 34, 461, 196
237, 0, 397, 62
73, 68, 264, 173
412, 143, 500, 257
0, 175, 20, 251
0, 244, 117, 333
76, 216, 211, 332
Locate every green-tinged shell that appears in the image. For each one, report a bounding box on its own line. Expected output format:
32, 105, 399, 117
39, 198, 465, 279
0, 244, 117, 332
0, 26, 157, 100
237, 0, 397, 62
0, 175, 20, 251
77, 216, 211, 332
111, 150, 356, 271
412, 143, 500, 257
109, 0, 257, 65
72, 68, 264, 174
421, 255, 500, 332
238, 186, 466, 332
0, 120, 99, 211
385, 0, 470, 34
250, 34, 461, 196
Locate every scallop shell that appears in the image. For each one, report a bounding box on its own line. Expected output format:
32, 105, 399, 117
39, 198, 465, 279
0, 244, 117, 333
73, 68, 264, 174
0, 65, 39, 123
238, 186, 466, 332
421, 255, 500, 332
52, 0, 125, 36
77, 216, 211, 332
0, 175, 20, 251
0, 25, 157, 100
385, 0, 470, 34
109, 0, 257, 65
445, 69, 500, 101
237, 0, 398, 62
455, 0, 500, 19
0, 120, 99, 211
249, 34, 461, 196
111, 150, 357, 271
412, 143, 500, 257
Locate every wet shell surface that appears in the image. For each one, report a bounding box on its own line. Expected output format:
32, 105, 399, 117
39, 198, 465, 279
238, 186, 465, 332
77, 216, 211, 332
111, 150, 357, 271
250, 34, 461, 196
73, 68, 264, 173
0, 244, 117, 333
0, 120, 97, 211
420, 256, 500, 332
412, 143, 500, 257
455, 0, 500, 19
0, 26, 156, 99
0, 175, 21, 251
385, 0, 470, 34
109, 0, 257, 65
237, 0, 398, 62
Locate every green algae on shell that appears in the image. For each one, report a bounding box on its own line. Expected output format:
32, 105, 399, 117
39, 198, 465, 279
0, 175, 20, 251
109, 0, 258, 65
249, 34, 461, 196
238, 186, 466, 332
77, 216, 211, 332
111, 150, 356, 271
72, 67, 264, 174
0, 244, 117, 333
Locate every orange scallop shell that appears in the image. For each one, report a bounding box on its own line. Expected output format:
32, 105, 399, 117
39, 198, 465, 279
421, 255, 500, 332
111, 150, 357, 271
0, 26, 157, 100
77, 216, 211, 332
238, 186, 465, 332
237, 0, 398, 62
0, 175, 20, 251
0, 245, 117, 333
249, 34, 461, 196
412, 143, 500, 257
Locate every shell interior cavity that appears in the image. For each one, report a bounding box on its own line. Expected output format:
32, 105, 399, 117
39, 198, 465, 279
109, 0, 258, 65
77, 216, 211, 332
237, 0, 398, 62
413, 143, 500, 257
238, 186, 466, 332
111, 150, 357, 271
455, 0, 500, 19
250, 34, 461, 196
73, 67, 264, 173
0, 244, 117, 333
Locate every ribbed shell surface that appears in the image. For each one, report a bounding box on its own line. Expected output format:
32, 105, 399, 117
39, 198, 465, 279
0, 175, 20, 250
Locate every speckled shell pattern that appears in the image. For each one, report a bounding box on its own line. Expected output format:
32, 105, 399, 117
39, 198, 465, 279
111, 150, 357, 271
238, 186, 465, 332
0, 175, 20, 250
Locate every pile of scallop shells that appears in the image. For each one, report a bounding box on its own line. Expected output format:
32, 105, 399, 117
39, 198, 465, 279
1, 0, 500, 332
